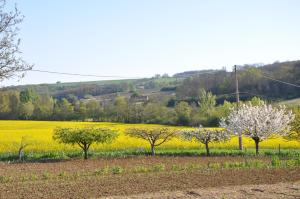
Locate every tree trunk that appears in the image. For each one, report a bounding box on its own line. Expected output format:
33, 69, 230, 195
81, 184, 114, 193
18, 148, 24, 161
84, 149, 88, 159
238, 135, 243, 150
83, 144, 88, 159
151, 144, 155, 156
205, 142, 210, 156
83, 149, 88, 159
254, 138, 260, 155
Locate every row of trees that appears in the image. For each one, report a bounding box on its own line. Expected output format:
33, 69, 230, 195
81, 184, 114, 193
53, 102, 296, 159
0, 88, 235, 126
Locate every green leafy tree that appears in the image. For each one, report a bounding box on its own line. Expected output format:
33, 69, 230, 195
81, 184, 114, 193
18, 102, 34, 119
142, 103, 176, 125
74, 101, 87, 120
198, 89, 216, 112
53, 98, 74, 120
86, 99, 102, 120
20, 88, 36, 103
175, 101, 191, 125
142, 103, 162, 123
33, 94, 54, 119
190, 89, 218, 126
292, 110, 300, 133
249, 97, 265, 106
287, 108, 300, 141
0, 91, 11, 118
128, 103, 144, 123
8, 91, 21, 119
125, 127, 176, 155
66, 94, 78, 105
53, 127, 118, 159
114, 96, 128, 122
0, 91, 22, 119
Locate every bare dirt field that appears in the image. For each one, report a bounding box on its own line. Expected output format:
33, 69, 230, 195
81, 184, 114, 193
0, 156, 299, 199
112, 181, 300, 199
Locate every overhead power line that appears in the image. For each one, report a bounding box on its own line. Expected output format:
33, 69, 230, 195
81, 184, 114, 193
260, 73, 300, 88
30, 69, 143, 79
242, 68, 300, 88
30, 68, 225, 79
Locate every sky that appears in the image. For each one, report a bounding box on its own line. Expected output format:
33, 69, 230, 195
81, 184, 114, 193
2, 0, 300, 86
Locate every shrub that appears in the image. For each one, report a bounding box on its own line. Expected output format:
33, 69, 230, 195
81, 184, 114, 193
53, 127, 118, 159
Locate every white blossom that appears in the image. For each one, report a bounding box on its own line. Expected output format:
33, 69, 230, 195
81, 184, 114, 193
220, 104, 294, 142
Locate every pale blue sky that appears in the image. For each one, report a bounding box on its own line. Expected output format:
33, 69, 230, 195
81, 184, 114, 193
3, 0, 300, 86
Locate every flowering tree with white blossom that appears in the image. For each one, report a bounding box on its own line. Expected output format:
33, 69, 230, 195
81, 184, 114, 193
181, 126, 230, 156
220, 104, 294, 155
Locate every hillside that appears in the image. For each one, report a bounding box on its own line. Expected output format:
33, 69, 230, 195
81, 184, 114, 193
280, 98, 300, 107
176, 60, 300, 103
1, 60, 300, 104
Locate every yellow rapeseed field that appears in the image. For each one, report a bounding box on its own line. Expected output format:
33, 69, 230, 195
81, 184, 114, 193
0, 120, 299, 153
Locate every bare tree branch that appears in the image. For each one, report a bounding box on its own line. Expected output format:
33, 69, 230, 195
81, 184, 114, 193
0, 0, 32, 82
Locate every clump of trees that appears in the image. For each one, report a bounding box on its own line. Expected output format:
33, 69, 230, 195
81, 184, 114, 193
0, 88, 233, 127
220, 103, 294, 155
175, 101, 191, 125
181, 126, 230, 156
53, 127, 118, 159
125, 127, 176, 155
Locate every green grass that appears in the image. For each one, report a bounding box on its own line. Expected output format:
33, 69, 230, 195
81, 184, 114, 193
1, 148, 300, 162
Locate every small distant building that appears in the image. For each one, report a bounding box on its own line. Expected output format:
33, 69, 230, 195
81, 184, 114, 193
136, 85, 145, 89
130, 95, 149, 104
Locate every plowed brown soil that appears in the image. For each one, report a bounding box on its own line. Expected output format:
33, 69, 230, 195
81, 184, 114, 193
0, 156, 299, 199
111, 181, 300, 199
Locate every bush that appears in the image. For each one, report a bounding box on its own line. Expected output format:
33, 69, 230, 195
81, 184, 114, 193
53, 127, 118, 159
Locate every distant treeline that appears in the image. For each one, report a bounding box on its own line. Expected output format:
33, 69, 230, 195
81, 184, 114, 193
0, 87, 243, 126
0, 60, 299, 126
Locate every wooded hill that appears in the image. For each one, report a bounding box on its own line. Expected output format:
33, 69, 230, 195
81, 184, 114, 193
177, 61, 300, 103
2, 60, 300, 103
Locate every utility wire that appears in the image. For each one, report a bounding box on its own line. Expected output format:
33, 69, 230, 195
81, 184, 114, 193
30, 69, 144, 79
260, 73, 300, 88
30, 68, 225, 79
243, 68, 300, 88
